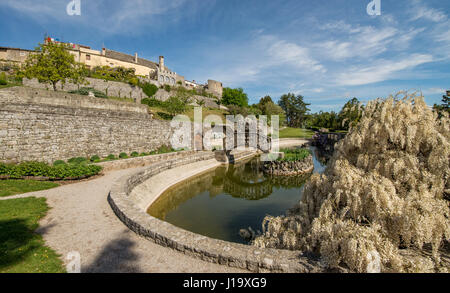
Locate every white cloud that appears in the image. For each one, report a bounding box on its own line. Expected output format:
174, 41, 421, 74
334, 54, 434, 86
0, 0, 189, 34
410, 0, 447, 22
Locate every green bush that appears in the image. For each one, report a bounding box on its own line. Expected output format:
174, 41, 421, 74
140, 152, 148, 157
68, 157, 88, 164
0, 73, 7, 85
141, 98, 163, 107
119, 152, 128, 159
157, 145, 175, 154
0, 161, 102, 180
163, 96, 187, 116
90, 155, 100, 162
106, 154, 116, 160
131, 151, 139, 157
140, 82, 158, 98
164, 84, 171, 92
53, 160, 66, 166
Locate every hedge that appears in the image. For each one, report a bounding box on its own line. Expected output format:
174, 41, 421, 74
0, 161, 102, 180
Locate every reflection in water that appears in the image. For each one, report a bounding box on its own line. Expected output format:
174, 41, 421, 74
148, 146, 327, 244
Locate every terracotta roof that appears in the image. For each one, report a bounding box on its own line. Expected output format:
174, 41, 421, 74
105, 49, 158, 70
0, 46, 35, 52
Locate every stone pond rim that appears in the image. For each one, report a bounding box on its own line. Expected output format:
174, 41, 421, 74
107, 151, 337, 273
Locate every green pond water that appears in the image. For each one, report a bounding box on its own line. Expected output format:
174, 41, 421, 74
147, 147, 328, 244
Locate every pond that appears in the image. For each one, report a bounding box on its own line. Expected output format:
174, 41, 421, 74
147, 147, 328, 244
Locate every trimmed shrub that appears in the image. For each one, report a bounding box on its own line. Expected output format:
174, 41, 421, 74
119, 152, 128, 159
90, 155, 100, 162
67, 157, 88, 165
106, 154, 116, 160
140, 82, 158, 98
53, 160, 66, 166
131, 151, 139, 157
0, 161, 102, 179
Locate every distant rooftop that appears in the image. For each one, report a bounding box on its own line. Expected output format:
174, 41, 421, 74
105, 49, 158, 71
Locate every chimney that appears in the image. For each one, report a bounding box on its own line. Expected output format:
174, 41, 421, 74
135, 52, 138, 63
159, 56, 165, 71
102, 48, 106, 56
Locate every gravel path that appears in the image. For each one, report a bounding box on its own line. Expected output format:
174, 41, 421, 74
1, 167, 246, 273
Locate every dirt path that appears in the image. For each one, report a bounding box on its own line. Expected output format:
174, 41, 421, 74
1, 167, 246, 273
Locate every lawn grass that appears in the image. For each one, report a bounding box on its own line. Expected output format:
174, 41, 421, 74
0, 197, 65, 273
148, 105, 229, 122
279, 127, 315, 139
0, 180, 59, 197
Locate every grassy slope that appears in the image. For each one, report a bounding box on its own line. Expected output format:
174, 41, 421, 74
279, 127, 315, 139
0, 180, 59, 197
0, 197, 65, 273
148, 105, 229, 122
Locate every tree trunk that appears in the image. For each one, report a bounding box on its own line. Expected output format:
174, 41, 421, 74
52, 82, 57, 91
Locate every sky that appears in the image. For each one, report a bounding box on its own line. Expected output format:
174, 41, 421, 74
0, 0, 449, 112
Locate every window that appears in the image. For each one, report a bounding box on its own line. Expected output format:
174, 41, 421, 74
86, 54, 91, 60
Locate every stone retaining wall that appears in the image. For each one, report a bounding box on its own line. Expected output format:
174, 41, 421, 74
24, 78, 147, 103
108, 152, 325, 273
262, 155, 314, 176
0, 87, 174, 163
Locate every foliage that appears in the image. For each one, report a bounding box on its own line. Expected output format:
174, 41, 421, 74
338, 97, 364, 130
106, 154, 116, 160
141, 97, 163, 107
278, 148, 311, 162
164, 96, 187, 116
254, 93, 450, 273
140, 82, 158, 98
222, 87, 248, 107
131, 151, 139, 157
0, 72, 7, 85
67, 157, 88, 164
90, 155, 100, 162
20, 42, 87, 91
0, 197, 65, 272
433, 93, 450, 118
306, 111, 340, 131
89, 66, 136, 83
278, 93, 310, 128
164, 84, 172, 92
119, 152, 128, 159
0, 161, 102, 180
0, 180, 59, 197
53, 160, 66, 166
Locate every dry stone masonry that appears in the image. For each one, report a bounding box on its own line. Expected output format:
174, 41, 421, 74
0, 87, 174, 163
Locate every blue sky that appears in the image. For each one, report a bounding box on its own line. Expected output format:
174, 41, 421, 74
0, 0, 449, 112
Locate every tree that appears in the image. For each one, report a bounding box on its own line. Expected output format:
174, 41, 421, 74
433, 93, 450, 118
222, 87, 248, 107
278, 93, 310, 128
164, 96, 187, 116
339, 97, 364, 130
22, 42, 87, 91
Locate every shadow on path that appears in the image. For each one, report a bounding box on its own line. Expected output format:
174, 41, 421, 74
82, 232, 142, 273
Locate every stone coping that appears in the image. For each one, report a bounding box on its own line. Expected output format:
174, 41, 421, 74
96, 151, 196, 172
108, 151, 323, 273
